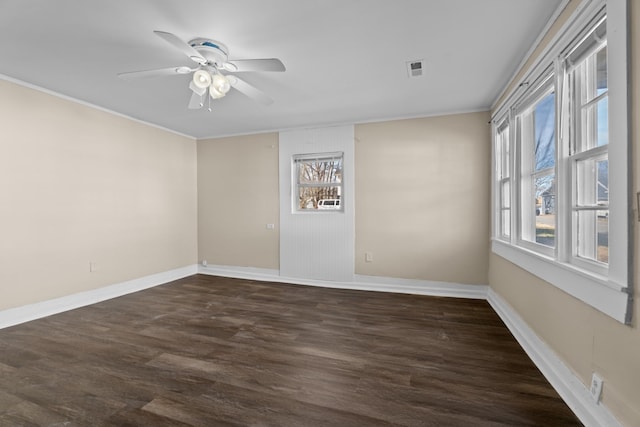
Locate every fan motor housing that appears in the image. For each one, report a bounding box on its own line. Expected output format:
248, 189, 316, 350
189, 38, 229, 66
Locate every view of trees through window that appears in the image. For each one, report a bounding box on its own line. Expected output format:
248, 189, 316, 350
294, 154, 343, 211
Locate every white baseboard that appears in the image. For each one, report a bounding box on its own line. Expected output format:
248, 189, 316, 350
198, 264, 280, 282
487, 288, 621, 427
0, 264, 198, 330
353, 274, 487, 299
198, 264, 488, 299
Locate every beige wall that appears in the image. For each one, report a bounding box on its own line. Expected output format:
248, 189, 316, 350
197, 112, 491, 287
197, 133, 280, 270
355, 112, 490, 285
489, 1, 640, 425
0, 80, 197, 311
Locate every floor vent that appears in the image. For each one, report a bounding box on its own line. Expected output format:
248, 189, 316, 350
407, 60, 424, 78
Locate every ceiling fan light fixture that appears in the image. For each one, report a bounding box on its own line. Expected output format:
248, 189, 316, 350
193, 70, 212, 89
209, 86, 225, 99
212, 74, 231, 94
119, 31, 285, 111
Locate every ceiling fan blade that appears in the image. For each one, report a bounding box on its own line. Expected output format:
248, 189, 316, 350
154, 30, 207, 65
188, 91, 204, 109
229, 76, 273, 105
226, 58, 286, 72
118, 66, 193, 80
188, 80, 207, 96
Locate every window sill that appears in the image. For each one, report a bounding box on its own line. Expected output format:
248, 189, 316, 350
491, 238, 631, 324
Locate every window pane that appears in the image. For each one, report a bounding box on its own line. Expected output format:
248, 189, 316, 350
576, 157, 608, 206
576, 210, 608, 264
596, 97, 609, 147
596, 211, 609, 263
597, 159, 608, 203
497, 126, 510, 179
580, 97, 608, 150
579, 46, 608, 102
535, 174, 555, 247
596, 47, 607, 95
298, 186, 342, 210
502, 134, 510, 178
501, 180, 510, 208
534, 92, 555, 171
501, 209, 511, 238
297, 158, 342, 184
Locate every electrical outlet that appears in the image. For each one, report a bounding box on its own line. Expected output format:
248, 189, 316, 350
202, 260, 208, 267
365, 252, 373, 262
590, 373, 603, 403
89, 262, 98, 273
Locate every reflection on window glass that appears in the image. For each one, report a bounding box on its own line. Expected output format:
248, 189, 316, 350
581, 97, 609, 150
578, 46, 609, 151
535, 174, 555, 247
577, 210, 608, 263
501, 210, 510, 238
596, 47, 608, 95
576, 157, 608, 206
497, 126, 510, 179
534, 92, 555, 171
501, 181, 510, 209
597, 159, 608, 203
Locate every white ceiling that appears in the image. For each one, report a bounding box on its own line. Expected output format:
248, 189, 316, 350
0, 0, 563, 139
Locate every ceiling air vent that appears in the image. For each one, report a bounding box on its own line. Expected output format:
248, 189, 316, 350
406, 60, 424, 78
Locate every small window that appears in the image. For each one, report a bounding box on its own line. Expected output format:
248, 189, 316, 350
293, 152, 343, 211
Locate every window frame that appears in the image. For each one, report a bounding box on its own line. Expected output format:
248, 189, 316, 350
567, 29, 610, 274
495, 118, 512, 241
292, 152, 344, 213
514, 72, 557, 256
490, 0, 631, 324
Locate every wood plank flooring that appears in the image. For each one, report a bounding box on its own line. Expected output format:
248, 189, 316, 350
0, 274, 582, 426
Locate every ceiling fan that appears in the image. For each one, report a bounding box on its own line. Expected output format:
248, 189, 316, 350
118, 31, 286, 110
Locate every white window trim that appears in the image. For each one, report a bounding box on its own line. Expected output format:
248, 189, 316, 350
292, 151, 344, 214
491, 0, 631, 324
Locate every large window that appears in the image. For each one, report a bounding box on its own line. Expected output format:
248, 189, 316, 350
491, 1, 630, 323
568, 17, 609, 269
293, 152, 343, 211
516, 78, 557, 251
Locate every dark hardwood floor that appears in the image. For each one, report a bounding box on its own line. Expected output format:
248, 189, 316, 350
0, 274, 582, 426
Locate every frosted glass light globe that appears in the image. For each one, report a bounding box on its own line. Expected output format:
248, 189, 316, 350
212, 74, 231, 94
192, 70, 212, 89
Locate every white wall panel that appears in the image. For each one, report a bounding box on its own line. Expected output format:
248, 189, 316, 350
279, 126, 354, 282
